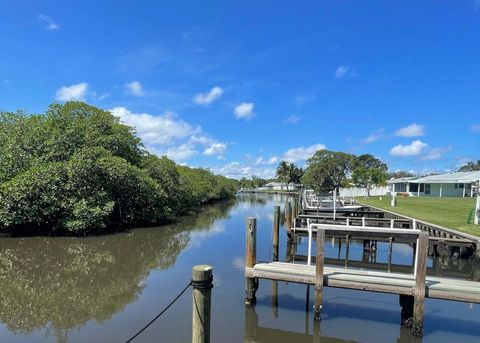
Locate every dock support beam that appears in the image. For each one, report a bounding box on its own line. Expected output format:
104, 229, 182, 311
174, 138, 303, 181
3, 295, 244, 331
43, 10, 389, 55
245, 217, 257, 305
285, 201, 292, 240
192, 265, 213, 343
313, 228, 325, 321
412, 232, 428, 336
273, 206, 280, 261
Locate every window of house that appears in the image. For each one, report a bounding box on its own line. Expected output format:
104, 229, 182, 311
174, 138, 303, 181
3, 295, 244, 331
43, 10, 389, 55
420, 184, 425, 192
425, 184, 431, 194
410, 183, 418, 192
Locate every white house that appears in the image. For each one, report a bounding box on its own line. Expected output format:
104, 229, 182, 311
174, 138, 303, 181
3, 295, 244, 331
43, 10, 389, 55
388, 171, 480, 197
258, 182, 301, 191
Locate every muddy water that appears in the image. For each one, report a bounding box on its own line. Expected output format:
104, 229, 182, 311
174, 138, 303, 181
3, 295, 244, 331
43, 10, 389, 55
0, 194, 479, 342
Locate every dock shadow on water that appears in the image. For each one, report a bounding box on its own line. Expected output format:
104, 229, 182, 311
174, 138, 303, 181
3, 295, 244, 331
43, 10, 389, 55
0, 194, 480, 342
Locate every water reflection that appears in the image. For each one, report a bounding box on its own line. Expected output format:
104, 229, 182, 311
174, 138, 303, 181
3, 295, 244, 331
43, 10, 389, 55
0, 200, 235, 338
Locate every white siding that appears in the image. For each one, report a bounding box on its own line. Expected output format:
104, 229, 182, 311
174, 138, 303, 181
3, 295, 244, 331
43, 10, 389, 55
339, 186, 389, 197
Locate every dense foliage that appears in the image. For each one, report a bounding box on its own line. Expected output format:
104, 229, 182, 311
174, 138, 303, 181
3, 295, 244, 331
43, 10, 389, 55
302, 150, 388, 195
0, 102, 237, 235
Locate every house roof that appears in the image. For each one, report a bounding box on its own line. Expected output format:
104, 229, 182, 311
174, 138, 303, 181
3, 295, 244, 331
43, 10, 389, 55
409, 171, 480, 184
387, 177, 418, 184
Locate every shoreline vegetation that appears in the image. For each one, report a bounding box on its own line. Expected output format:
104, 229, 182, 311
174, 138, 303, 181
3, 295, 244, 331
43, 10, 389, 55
0, 102, 238, 236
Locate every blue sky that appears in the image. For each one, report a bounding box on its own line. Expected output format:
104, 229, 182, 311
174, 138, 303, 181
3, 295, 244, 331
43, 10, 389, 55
1, 1, 479, 179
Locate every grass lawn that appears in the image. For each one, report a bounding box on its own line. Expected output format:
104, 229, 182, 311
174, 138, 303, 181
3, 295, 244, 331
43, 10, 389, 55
358, 196, 480, 237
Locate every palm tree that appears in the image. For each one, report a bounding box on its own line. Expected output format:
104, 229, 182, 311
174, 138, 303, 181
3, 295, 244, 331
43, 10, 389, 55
276, 161, 290, 191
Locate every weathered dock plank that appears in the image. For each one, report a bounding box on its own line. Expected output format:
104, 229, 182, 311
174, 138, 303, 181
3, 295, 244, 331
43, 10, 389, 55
245, 261, 480, 303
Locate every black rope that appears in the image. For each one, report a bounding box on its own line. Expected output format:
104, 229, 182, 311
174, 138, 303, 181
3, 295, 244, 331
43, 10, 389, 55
191, 276, 214, 289
125, 281, 192, 343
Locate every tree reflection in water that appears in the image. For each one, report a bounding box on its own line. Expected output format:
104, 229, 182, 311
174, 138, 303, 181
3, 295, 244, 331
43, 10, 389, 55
0, 199, 235, 338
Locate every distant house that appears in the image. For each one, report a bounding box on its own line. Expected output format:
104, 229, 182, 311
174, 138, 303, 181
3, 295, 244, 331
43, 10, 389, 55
388, 171, 480, 197
258, 182, 301, 191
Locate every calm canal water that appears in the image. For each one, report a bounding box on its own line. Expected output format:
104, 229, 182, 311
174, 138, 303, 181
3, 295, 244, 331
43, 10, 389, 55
0, 193, 479, 342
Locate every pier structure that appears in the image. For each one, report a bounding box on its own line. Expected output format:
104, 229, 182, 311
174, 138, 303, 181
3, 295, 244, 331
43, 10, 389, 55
244, 192, 480, 337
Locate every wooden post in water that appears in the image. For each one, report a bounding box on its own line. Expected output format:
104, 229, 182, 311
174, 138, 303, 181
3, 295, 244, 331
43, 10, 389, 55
313, 228, 325, 321
285, 201, 292, 239
273, 206, 280, 261
245, 217, 257, 305
412, 232, 428, 336
388, 237, 393, 273
345, 234, 350, 268
192, 265, 213, 343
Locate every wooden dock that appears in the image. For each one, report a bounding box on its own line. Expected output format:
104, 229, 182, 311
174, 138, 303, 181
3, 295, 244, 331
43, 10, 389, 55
244, 212, 480, 337
246, 261, 480, 304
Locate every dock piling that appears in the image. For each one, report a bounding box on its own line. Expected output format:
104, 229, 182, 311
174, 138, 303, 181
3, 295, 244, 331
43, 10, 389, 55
313, 228, 325, 321
412, 232, 428, 336
192, 265, 213, 343
273, 206, 280, 261
285, 202, 292, 239
245, 217, 257, 305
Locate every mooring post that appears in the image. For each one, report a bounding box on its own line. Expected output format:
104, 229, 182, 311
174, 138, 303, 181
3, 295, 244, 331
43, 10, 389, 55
245, 217, 257, 305
273, 206, 280, 261
285, 201, 292, 239
345, 234, 350, 268
388, 237, 393, 273
192, 265, 213, 343
412, 232, 428, 336
313, 228, 325, 321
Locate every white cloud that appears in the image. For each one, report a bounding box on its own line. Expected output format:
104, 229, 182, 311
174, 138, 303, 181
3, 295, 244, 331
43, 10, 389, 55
284, 115, 301, 124
194, 86, 223, 105
470, 124, 480, 133
166, 144, 198, 161
125, 81, 144, 97
389, 140, 427, 156
282, 143, 326, 163
110, 107, 200, 146
204, 142, 227, 156
110, 107, 226, 162
295, 94, 316, 106
395, 123, 425, 137
234, 102, 255, 120
335, 65, 349, 79
363, 134, 381, 144
39, 14, 59, 30
362, 127, 386, 144
56, 83, 88, 101
422, 146, 452, 160
97, 92, 111, 100
255, 156, 279, 165
211, 162, 275, 179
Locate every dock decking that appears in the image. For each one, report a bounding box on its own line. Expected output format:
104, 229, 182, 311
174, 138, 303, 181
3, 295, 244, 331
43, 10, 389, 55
246, 261, 480, 304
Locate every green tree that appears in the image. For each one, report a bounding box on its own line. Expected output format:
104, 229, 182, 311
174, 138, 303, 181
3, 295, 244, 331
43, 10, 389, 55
352, 154, 388, 197
302, 150, 357, 193
388, 170, 415, 179
459, 160, 480, 172
276, 161, 291, 191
